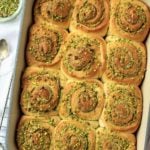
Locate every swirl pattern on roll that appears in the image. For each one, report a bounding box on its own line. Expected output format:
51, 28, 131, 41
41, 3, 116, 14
26, 24, 68, 67
54, 120, 95, 150
70, 0, 109, 37
96, 128, 136, 150
21, 67, 62, 116
103, 36, 146, 85
61, 33, 106, 79
17, 116, 54, 150
59, 80, 104, 121
34, 0, 75, 28
109, 0, 150, 42
101, 83, 142, 133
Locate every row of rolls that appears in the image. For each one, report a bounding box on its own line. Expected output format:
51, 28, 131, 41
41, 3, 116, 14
18, 67, 139, 149
26, 24, 146, 85
33, 0, 150, 42
16, 0, 150, 149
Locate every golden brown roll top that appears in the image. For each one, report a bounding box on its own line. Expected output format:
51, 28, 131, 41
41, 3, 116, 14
20, 67, 67, 116
54, 120, 96, 150
17, 116, 59, 150
61, 32, 106, 79
34, 0, 76, 29
96, 128, 136, 150
109, 0, 150, 42
59, 79, 105, 122
26, 23, 68, 67
101, 83, 142, 133
103, 36, 146, 85
70, 0, 110, 37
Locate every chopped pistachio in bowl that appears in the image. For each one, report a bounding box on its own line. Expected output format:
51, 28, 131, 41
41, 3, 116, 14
0, 0, 23, 22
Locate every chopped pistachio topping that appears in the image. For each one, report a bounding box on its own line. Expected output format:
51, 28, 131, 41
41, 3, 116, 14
115, 2, 146, 33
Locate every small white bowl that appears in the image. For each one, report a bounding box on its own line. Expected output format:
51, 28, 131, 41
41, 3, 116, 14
0, 0, 23, 22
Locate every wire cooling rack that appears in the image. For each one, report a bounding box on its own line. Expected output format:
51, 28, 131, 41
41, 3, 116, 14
0, 75, 13, 149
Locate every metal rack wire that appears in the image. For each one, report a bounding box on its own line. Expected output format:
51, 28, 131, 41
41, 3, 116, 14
0, 76, 13, 149
0, 105, 9, 149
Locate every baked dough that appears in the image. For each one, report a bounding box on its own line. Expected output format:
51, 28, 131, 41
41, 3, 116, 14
59, 79, 104, 121
61, 32, 106, 79
21, 66, 67, 116
109, 0, 150, 42
16, 0, 149, 148
103, 36, 146, 85
54, 120, 96, 150
101, 83, 142, 133
34, 0, 76, 29
17, 116, 59, 150
26, 23, 68, 67
70, 0, 109, 37
96, 128, 136, 150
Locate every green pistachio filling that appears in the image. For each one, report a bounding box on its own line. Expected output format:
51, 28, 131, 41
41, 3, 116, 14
17, 120, 51, 150
77, 1, 105, 28
62, 82, 99, 119
104, 88, 139, 126
29, 31, 62, 63
22, 71, 60, 114
96, 131, 130, 150
55, 124, 88, 150
115, 2, 146, 33
107, 41, 142, 79
63, 35, 100, 73
46, 0, 72, 22
78, 89, 98, 112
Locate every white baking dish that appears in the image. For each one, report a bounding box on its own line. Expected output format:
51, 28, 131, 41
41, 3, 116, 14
5, 0, 150, 149
6, 0, 34, 149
